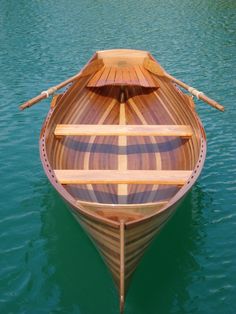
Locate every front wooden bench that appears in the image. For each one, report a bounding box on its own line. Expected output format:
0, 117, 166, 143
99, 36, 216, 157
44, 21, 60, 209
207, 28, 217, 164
54, 124, 193, 138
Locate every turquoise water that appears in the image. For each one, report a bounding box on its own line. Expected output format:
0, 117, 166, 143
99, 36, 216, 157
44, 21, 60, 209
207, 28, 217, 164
0, 1, 235, 313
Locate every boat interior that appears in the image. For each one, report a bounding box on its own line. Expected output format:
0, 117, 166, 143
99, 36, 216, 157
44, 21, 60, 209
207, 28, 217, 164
43, 50, 203, 222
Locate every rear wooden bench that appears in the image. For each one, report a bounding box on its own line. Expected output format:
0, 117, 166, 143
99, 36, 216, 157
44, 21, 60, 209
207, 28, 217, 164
54, 124, 193, 188
54, 170, 192, 185
54, 124, 193, 138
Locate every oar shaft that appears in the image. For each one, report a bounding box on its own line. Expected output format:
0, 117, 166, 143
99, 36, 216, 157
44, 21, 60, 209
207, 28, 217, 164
166, 73, 225, 112
143, 58, 224, 112
19, 58, 104, 111
19, 73, 81, 111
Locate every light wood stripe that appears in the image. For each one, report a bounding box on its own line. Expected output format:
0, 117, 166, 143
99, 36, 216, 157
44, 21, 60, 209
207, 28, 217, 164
87, 64, 157, 88
118, 101, 128, 201
133, 65, 150, 87
55, 124, 193, 137
83, 99, 118, 202
55, 170, 191, 185
86, 66, 105, 87
128, 98, 162, 201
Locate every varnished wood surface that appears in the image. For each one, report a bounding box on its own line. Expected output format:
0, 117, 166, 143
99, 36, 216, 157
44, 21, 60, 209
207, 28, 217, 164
54, 169, 192, 185
143, 57, 224, 111
54, 124, 193, 137
87, 64, 157, 88
118, 100, 128, 201
44, 77, 201, 205
39, 49, 207, 313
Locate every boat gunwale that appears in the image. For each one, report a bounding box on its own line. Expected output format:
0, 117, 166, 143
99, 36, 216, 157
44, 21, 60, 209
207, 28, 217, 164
39, 49, 207, 229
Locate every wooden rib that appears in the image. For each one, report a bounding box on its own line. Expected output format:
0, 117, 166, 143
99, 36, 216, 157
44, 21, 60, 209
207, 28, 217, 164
54, 170, 192, 185
54, 124, 193, 137
118, 101, 128, 202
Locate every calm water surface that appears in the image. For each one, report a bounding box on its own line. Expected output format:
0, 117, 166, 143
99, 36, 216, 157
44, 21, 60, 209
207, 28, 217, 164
0, 1, 236, 313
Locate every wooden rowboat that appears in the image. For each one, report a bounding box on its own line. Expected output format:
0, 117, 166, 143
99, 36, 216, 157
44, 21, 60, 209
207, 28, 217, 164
20, 49, 224, 313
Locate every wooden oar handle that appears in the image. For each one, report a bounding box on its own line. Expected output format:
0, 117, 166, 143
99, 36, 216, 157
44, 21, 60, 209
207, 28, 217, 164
19, 85, 65, 111
198, 93, 224, 112
19, 58, 104, 111
166, 74, 225, 112
19, 93, 49, 110
143, 58, 225, 112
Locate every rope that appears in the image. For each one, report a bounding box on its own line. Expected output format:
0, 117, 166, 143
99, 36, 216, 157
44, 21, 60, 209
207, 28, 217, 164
41, 87, 57, 98
41, 90, 49, 98
188, 87, 204, 99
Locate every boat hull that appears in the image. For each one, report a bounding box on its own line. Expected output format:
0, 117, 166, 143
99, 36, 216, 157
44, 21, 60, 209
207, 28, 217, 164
60, 192, 187, 312
39, 49, 207, 312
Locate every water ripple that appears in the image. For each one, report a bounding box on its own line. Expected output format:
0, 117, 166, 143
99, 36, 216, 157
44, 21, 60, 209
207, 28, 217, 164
1, 0, 236, 313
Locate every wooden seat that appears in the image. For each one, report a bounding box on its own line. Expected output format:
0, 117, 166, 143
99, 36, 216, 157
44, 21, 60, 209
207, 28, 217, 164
54, 124, 193, 138
54, 170, 192, 185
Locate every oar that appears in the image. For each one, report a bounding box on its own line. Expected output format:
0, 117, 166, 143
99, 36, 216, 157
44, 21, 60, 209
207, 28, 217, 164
19, 72, 82, 111
144, 58, 225, 112
19, 58, 104, 111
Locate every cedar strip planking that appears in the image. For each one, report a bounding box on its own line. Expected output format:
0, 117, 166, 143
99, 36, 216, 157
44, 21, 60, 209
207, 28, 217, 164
139, 65, 157, 87
128, 66, 140, 86
96, 66, 111, 86
133, 65, 150, 87
115, 68, 123, 85
121, 67, 130, 85
106, 66, 117, 85
87, 66, 105, 87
